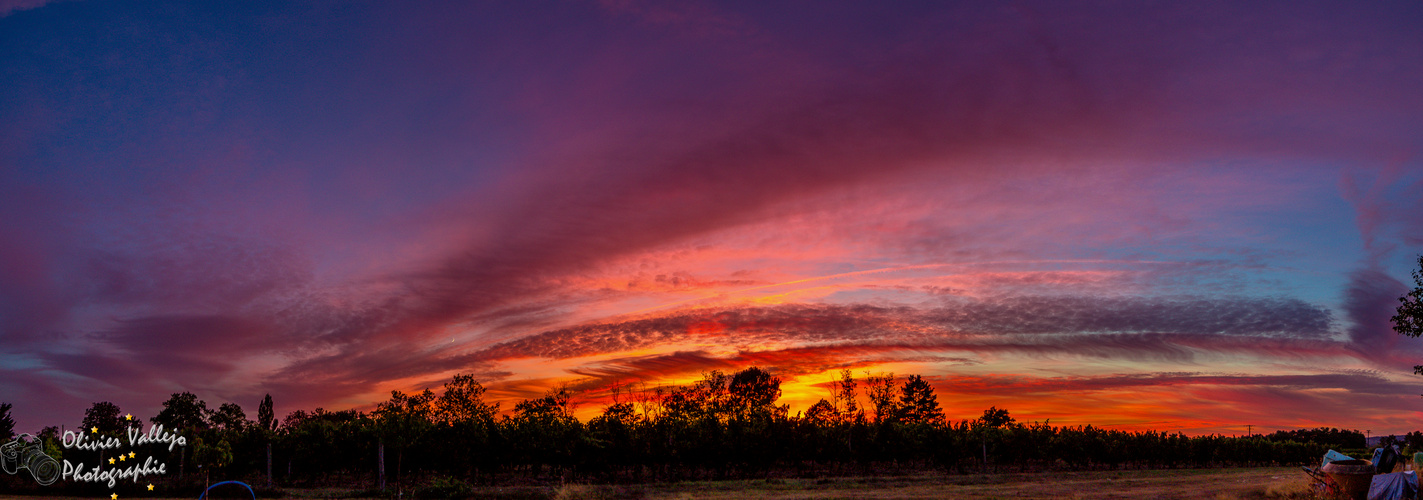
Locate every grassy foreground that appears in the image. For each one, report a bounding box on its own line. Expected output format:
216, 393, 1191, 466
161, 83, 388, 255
0, 467, 1319, 499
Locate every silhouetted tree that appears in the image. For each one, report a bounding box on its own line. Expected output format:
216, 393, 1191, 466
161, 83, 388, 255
278, 408, 368, 483
36, 426, 61, 461
0, 403, 14, 441
435, 374, 499, 425
1265, 427, 1366, 449
151, 393, 208, 478
507, 386, 583, 476
833, 370, 860, 423
192, 436, 233, 487
257, 394, 276, 433
210, 402, 249, 433
979, 407, 1013, 428
896, 375, 943, 425
680, 371, 732, 419
374, 389, 436, 490
1403, 431, 1423, 453
804, 399, 838, 425
153, 392, 210, 433
81, 401, 125, 434
432, 374, 500, 478
254, 394, 276, 487
865, 373, 898, 424
728, 367, 782, 419
1394, 255, 1423, 375
976, 407, 1014, 469
110, 372, 1335, 484
587, 401, 638, 474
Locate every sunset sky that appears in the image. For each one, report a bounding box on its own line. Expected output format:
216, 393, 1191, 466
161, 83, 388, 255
3, 1, 1423, 437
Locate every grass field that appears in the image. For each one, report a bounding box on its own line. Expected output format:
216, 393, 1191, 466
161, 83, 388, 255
0, 467, 1321, 499
538, 468, 1318, 499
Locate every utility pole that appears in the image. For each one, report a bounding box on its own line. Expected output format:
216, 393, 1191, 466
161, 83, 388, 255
1247, 425, 1252, 437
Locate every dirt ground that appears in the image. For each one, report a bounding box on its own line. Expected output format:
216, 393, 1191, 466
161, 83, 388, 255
0, 467, 1320, 499
580, 467, 1318, 499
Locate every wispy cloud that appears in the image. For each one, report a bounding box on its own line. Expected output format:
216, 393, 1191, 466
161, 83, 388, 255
0, 0, 53, 18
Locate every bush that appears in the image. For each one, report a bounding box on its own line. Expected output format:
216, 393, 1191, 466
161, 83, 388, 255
417, 475, 475, 499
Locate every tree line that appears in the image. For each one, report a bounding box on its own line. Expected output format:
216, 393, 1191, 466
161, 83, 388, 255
0, 368, 1372, 494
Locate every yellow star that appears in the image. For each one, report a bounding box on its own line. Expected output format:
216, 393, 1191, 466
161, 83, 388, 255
118, 455, 125, 461
128, 451, 135, 458
108, 458, 115, 464
124, 414, 132, 420
111, 493, 117, 500
91, 426, 98, 433
147, 484, 154, 491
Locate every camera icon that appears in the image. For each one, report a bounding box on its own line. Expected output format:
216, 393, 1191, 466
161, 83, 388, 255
1, 434, 61, 485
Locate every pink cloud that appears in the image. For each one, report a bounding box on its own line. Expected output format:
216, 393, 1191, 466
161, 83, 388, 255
0, 0, 52, 18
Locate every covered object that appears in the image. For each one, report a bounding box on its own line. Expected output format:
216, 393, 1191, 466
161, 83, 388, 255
1367, 471, 1418, 500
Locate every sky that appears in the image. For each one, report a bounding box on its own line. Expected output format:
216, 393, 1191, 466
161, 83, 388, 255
2, 0, 1423, 437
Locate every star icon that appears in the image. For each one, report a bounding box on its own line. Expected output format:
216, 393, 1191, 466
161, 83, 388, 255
108, 458, 115, 464
118, 455, 125, 462
91, 426, 98, 433
128, 451, 135, 458
147, 484, 154, 491
111, 493, 117, 500
124, 414, 132, 420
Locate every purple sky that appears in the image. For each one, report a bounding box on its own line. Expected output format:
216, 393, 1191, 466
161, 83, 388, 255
2, 0, 1422, 435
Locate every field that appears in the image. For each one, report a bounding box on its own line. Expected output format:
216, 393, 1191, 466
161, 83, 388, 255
0, 467, 1319, 499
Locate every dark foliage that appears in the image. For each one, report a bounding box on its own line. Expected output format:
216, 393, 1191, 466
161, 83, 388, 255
80, 401, 133, 435
17, 367, 1374, 495
257, 394, 276, 434
0, 403, 14, 442
895, 375, 944, 425
1264, 427, 1366, 450
152, 392, 209, 433
1395, 255, 1423, 375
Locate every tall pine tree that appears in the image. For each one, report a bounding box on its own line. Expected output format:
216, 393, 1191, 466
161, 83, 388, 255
896, 375, 944, 425
258, 394, 276, 433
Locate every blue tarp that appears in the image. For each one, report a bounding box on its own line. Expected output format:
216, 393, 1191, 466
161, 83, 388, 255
1367, 471, 1418, 500
1324, 449, 1354, 468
